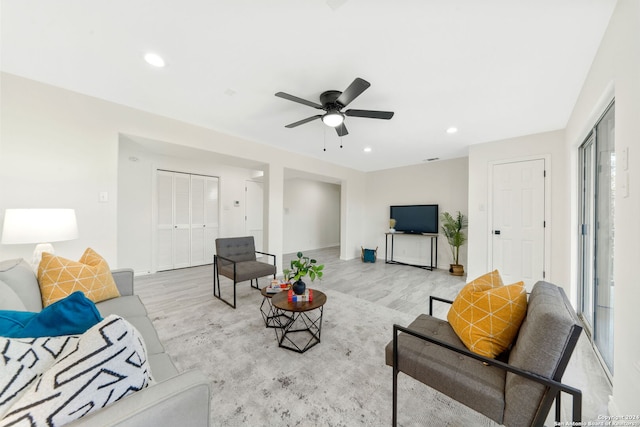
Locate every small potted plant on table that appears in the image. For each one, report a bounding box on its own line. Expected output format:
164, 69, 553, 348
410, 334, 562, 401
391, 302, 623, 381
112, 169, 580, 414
283, 251, 324, 295
441, 211, 468, 276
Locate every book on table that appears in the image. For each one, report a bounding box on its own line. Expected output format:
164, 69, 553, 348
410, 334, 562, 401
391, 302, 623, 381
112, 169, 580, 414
287, 289, 313, 302
266, 283, 290, 293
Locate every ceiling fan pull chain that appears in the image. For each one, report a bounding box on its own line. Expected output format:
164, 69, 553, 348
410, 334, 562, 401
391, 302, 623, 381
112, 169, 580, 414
323, 127, 327, 152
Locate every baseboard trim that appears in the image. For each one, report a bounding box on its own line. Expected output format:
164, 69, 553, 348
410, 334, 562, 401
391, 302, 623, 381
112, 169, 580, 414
607, 395, 620, 416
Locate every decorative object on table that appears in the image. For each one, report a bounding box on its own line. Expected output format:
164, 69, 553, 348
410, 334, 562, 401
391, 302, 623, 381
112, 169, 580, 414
266, 280, 290, 294
1, 208, 78, 270
389, 218, 396, 233
283, 251, 324, 295
440, 211, 468, 276
361, 246, 378, 263
287, 289, 314, 302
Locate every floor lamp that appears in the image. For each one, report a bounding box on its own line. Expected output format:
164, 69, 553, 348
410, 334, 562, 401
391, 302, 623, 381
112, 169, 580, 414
1, 208, 79, 270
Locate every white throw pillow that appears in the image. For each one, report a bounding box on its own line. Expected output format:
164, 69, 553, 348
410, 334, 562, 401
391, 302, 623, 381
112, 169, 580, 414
0, 315, 153, 427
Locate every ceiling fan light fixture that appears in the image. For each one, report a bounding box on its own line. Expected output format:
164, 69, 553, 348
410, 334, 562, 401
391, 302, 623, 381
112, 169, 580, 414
322, 111, 344, 127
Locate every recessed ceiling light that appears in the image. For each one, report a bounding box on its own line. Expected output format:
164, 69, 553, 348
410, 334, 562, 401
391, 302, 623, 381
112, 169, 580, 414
363, 147, 372, 153
144, 53, 165, 68
446, 127, 458, 134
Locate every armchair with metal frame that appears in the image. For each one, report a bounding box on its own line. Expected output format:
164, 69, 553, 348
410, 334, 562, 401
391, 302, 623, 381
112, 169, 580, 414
386, 281, 583, 427
213, 236, 277, 309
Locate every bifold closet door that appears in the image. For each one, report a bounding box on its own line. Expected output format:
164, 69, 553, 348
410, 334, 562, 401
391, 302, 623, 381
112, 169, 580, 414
157, 171, 218, 271
191, 175, 219, 266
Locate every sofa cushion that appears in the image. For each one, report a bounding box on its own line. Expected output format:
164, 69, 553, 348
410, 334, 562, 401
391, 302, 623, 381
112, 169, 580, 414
0, 291, 102, 338
38, 248, 120, 307
0, 335, 80, 419
0, 280, 26, 311
96, 294, 148, 318
0, 259, 42, 312
447, 270, 527, 358
1, 315, 153, 427
124, 316, 166, 355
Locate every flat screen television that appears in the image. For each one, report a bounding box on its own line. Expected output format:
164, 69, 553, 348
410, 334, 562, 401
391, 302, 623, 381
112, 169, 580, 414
390, 204, 439, 234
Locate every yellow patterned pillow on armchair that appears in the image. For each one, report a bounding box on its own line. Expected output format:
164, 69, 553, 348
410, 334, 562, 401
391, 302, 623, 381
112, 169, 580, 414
38, 248, 120, 307
447, 270, 527, 358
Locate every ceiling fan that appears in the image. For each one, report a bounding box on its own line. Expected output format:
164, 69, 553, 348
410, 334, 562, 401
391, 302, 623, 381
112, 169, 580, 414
275, 77, 394, 137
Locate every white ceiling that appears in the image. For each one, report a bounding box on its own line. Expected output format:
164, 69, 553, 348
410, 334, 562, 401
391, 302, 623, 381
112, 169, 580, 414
1, 0, 616, 172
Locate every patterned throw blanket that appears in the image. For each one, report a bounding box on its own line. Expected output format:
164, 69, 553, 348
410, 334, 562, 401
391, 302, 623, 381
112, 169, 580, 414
0, 315, 152, 426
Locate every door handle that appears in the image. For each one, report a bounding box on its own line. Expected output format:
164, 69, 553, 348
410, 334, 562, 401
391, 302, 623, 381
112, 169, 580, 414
494, 230, 501, 235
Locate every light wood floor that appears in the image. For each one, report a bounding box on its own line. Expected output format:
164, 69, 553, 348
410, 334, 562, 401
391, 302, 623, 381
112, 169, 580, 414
136, 246, 613, 421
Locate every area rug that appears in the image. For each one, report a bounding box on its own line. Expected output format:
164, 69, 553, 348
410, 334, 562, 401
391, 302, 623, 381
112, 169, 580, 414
143, 283, 498, 427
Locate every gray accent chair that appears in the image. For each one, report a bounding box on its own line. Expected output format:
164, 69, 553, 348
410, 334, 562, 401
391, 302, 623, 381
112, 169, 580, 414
213, 236, 277, 308
385, 281, 583, 427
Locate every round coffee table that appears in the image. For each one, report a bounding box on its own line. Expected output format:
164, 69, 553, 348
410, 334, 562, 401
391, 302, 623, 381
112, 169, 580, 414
260, 286, 292, 328
271, 289, 327, 353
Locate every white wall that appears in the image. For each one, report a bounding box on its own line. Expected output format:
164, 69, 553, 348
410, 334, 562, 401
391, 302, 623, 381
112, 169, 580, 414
283, 178, 340, 254
117, 137, 259, 274
364, 157, 469, 269
563, 0, 640, 415
467, 130, 566, 290
0, 72, 368, 271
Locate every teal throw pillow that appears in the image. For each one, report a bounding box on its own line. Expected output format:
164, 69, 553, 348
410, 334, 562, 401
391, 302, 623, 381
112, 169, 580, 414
0, 291, 103, 338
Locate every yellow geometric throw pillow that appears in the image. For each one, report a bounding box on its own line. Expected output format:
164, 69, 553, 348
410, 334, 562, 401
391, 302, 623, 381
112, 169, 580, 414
447, 270, 527, 358
38, 248, 120, 307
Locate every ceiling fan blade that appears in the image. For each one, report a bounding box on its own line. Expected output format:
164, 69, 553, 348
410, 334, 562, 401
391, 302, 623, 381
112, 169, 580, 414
345, 109, 394, 120
336, 78, 370, 107
275, 92, 323, 109
335, 123, 349, 137
285, 115, 322, 128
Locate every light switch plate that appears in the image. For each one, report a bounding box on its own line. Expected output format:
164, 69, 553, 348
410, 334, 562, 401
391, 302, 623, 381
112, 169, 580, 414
99, 191, 108, 202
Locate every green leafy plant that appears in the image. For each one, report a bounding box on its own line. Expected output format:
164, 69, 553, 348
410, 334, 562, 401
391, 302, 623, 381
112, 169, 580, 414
440, 211, 468, 265
283, 251, 324, 283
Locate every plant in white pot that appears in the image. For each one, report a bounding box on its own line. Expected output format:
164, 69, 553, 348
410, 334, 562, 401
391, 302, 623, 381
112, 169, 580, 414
283, 251, 324, 295
440, 211, 468, 276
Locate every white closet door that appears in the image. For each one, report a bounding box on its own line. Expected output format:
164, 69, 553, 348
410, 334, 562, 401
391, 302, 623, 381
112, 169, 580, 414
203, 176, 219, 262
190, 176, 207, 266
157, 171, 219, 271
173, 173, 191, 269
157, 171, 174, 271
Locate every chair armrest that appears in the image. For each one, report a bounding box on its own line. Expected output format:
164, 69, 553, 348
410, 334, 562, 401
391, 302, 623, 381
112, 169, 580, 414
429, 296, 453, 315
111, 268, 134, 296
392, 324, 582, 424
215, 254, 238, 265
255, 251, 276, 266
64, 370, 210, 427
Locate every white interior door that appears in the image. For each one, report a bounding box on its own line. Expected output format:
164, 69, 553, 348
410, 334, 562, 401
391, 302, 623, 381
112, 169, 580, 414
491, 159, 545, 290
245, 180, 264, 252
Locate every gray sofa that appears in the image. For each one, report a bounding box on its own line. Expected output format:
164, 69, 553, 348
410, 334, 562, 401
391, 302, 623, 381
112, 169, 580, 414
0, 258, 210, 427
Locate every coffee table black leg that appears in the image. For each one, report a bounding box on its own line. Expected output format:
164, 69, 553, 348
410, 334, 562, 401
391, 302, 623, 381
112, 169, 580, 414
273, 307, 323, 353
260, 296, 292, 328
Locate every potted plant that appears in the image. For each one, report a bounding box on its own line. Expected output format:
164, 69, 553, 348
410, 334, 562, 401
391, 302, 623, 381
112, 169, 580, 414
283, 251, 325, 295
440, 211, 468, 276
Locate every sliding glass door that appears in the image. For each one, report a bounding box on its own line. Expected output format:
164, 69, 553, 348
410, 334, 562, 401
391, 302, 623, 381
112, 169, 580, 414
578, 101, 615, 377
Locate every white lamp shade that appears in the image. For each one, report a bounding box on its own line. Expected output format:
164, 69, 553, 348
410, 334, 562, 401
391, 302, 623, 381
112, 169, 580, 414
1, 209, 78, 244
